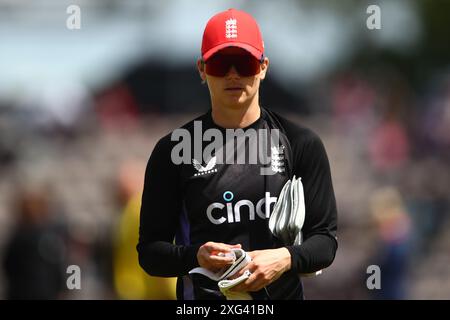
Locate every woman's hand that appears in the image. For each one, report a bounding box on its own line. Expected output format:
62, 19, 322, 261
230, 247, 291, 292
197, 241, 241, 272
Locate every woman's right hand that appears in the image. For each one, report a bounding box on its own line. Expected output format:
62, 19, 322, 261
197, 241, 241, 272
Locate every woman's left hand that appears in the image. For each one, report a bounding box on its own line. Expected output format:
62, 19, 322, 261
230, 247, 291, 292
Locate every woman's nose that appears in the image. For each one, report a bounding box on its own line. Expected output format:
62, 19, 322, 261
225, 66, 240, 78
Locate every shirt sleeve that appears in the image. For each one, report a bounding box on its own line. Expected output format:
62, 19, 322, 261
285, 130, 338, 274
137, 135, 200, 277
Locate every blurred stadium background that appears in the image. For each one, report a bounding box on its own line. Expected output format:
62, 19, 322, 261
0, 0, 449, 299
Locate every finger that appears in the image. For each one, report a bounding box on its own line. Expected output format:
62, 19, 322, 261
246, 273, 275, 292
215, 243, 241, 252
205, 242, 234, 253
230, 283, 245, 292
229, 262, 253, 279
210, 243, 243, 257
208, 255, 234, 264
228, 269, 244, 280
243, 273, 266, 292
230, 279, 250, 292
246, 279, 265, 292
231, 272, 257, 292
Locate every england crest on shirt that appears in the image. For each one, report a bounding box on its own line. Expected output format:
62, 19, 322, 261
271, 145, 285, 173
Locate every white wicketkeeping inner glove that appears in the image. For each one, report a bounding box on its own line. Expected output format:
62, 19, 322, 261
189, 248, 253, 300
269, 175, 322, 276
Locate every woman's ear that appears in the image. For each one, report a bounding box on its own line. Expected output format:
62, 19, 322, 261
259, 57, 269, 80
197, 59, 207, 83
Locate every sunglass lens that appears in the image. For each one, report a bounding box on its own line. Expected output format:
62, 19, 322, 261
234, 55, 260, 77
205, 54, 260, 77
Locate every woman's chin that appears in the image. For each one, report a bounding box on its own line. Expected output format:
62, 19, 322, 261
223, 95, 249, 107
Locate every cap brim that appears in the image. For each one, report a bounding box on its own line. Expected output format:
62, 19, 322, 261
203, 42, 263, 62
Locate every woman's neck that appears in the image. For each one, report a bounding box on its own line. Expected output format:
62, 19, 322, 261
211, 98, 261, 129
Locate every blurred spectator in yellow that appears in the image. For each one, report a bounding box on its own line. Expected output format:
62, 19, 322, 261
113, 160, 176, 299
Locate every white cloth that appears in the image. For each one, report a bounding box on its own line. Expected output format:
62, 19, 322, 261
189, 248, 252, 300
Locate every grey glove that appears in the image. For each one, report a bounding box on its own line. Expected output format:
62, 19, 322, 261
269, 175, 305, 246
269, 176, 322, 276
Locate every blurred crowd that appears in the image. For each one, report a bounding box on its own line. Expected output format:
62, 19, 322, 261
1, 0, 450, 300
1, 63, 449, 299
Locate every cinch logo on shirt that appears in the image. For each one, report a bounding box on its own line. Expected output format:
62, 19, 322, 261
206, 191, 277, 225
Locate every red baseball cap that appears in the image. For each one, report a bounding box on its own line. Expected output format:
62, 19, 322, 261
201, 8, 264, 62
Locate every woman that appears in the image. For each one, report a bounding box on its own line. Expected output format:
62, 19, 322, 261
137, 8, 338, 300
